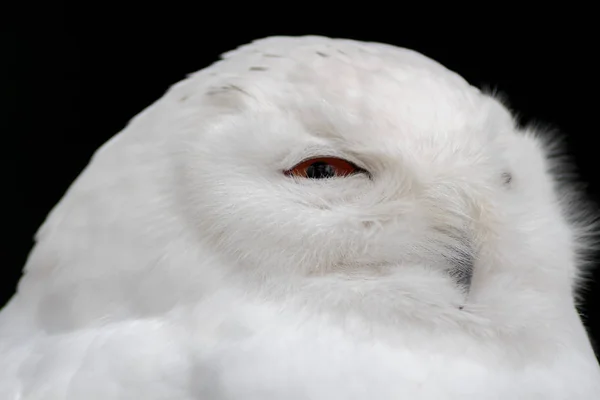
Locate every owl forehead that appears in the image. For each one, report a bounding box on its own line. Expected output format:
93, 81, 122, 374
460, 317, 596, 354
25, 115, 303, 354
178, 36, 507, 165
214, 35, 474, 89
194, 36, 487, 144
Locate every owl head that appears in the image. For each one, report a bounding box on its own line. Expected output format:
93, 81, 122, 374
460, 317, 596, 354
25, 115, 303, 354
17, 36, 597, 332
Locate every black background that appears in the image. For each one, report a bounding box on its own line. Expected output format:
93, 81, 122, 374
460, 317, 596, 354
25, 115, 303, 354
3, 5, 599, 356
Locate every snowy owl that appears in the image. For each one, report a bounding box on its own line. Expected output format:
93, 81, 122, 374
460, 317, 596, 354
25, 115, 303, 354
1, 35, 599, 399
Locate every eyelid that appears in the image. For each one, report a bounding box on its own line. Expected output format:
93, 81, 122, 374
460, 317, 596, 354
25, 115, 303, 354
287, 151, 369, 172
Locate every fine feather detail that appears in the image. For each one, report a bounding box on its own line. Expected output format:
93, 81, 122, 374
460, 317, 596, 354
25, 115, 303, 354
1, 35, 599, 400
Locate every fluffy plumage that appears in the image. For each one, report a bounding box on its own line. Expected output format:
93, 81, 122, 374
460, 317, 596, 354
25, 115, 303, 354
1, 35, 599, 399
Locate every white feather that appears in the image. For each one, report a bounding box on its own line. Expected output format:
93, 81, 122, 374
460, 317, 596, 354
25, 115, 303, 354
1, 35, 599, 399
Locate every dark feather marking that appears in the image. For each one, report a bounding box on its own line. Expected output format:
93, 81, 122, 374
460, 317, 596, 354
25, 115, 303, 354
206, 84, 252, 98
502, 171, 513, 186
447, 245, 474, 290
433, 226, 475, 292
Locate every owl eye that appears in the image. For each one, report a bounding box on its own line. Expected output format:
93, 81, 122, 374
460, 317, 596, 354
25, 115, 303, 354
284, 157, 365, 179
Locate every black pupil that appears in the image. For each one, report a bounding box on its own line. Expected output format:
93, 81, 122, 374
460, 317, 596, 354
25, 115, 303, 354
306, 162, 336, 179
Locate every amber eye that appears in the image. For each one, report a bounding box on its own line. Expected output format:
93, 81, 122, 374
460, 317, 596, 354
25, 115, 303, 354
284, 157, 364, 179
